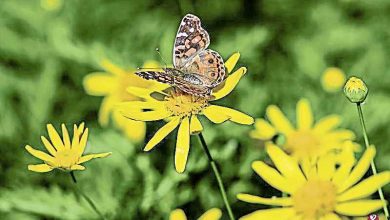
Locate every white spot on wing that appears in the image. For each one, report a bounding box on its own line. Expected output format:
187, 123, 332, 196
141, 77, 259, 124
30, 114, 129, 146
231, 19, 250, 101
177, 32, 188, 37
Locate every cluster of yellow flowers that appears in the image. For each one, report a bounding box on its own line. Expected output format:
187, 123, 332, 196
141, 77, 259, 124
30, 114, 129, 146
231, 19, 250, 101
25, 52, 389, 220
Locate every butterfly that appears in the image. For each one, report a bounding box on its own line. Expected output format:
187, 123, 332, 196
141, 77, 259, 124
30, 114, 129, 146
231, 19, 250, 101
135, 14, 226, 97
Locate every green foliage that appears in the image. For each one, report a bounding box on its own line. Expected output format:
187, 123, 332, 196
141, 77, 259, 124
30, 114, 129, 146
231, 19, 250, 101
0, 0, 389, 219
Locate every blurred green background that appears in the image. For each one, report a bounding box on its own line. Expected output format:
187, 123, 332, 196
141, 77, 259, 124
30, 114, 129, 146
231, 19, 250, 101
0, 0, 389, 219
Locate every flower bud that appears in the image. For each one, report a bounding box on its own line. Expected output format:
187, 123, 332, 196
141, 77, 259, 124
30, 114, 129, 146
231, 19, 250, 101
343, 76, 368, 103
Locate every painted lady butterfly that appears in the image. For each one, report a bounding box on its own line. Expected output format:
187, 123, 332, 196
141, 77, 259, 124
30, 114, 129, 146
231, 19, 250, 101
135, 14, 226, 97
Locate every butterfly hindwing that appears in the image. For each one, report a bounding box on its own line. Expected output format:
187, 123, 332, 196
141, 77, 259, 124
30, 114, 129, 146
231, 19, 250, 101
182, 49, 226, 87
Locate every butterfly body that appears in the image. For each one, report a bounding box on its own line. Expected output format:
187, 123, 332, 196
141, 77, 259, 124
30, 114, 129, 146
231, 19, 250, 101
136, 14, 226, 97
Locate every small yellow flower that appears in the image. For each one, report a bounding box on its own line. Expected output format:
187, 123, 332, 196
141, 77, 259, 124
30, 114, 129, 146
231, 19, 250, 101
118, 53, 254, 173
83, 59, 167, 142
25, 123, 111, 172
169, 208, 222, 220
321, 67, 346, 93
343, 76, 368, 103
40, 0, 63, 11
250, 98, 356, 163
237, 143, 390, 220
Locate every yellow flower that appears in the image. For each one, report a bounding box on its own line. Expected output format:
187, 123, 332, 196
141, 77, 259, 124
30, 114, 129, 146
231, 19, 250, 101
343, 76, 368, 103
321, 67, 346, 93
40, 0, 63, 11
118, 53, 254, 173
25, 123, 111, 172
83, 59, 167, 142
169, 208, 222, 220
250, 98, 356, 162
237, 143, 390, 220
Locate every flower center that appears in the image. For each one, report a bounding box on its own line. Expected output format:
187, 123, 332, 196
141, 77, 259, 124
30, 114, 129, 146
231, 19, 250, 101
164, 91, 208, 118
54, 149, 78, 169
285, 131, 320, 159
293, 180, 337, 219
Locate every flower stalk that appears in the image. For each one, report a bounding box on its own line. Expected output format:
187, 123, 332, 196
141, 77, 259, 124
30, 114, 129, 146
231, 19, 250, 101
198, 133, 235, 220
69, 172, 106, 220
356, 103, 389, 218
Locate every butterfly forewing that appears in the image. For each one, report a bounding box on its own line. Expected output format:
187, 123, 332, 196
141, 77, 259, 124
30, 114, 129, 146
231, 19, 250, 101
173, 14, 210, 69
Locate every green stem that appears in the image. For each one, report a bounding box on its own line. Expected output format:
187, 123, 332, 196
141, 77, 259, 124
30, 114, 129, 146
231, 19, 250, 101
69, 172, 106, 220
356, 103, 389, 218
198, 133, 235, 220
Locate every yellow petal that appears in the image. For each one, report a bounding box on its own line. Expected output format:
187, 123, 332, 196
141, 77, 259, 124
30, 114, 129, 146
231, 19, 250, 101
204, 105, 254, 125
175, 117, 190, 173
313, 115, 341, 134
100, 59, 127, 76
78, 122, 85, 134
71, 124, 80, 150
319, 213, 341, 220
337, 171, 390, 202
301, 158, 318, 180
113, 111, 146, 142
28, 164, 53, 172
98, 96, 118, 127
250, 119, 276, 140
78, 152, 112, 164
224, 52, 240, 73
237, 194, 292, 206
40, 136, 57, 156
70, 164, 86, 171
47, 124, 65, 150
296, 98, 313, 130
338, 146, 376, 193
266, 143, 306, 185
317, 154, 336, 181
335, 200, 386, 216
118, 100, 164, 112
61, 124, 71, 149
198, 208, 222, 220
83, 73, 116, 96
76, 128, 89, 156
121, 108, 172, 121
190, 115, 203, 134
126, 86, 164, 100
203, 107, 230, 123
266, 105, 294, 135
144, 118, 181, 151
142, 60, 161, 69
332, 157, 355, 187
252, 161, 295, 194
25, 145, 55, 163
169, 209, 187, 220
212, 67, 247, 100
326, 130, 355, 141
240, 208, 295, 220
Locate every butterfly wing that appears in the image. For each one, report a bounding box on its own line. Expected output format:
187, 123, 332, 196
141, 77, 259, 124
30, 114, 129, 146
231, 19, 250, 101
135, 70, 176, 85
173, 14, 210, 69
181, 49, 226, 87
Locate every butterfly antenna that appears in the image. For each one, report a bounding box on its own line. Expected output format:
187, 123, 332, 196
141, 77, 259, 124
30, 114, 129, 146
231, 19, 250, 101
155, 48, 168, 69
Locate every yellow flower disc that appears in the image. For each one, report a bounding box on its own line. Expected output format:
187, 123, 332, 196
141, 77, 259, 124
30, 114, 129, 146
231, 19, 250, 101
165, 91, 209, 118
293, 180, 337, 219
